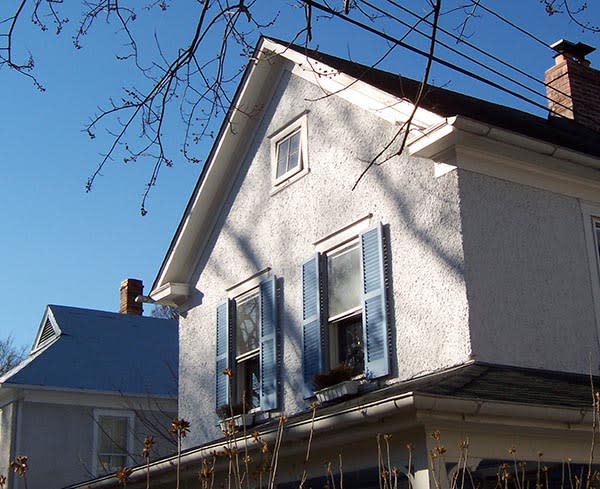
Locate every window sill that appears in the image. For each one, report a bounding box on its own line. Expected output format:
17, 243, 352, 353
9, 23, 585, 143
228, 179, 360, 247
270, 167, 310, 196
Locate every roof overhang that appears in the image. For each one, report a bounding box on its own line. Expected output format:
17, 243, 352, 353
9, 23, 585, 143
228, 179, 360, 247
409, 115, 600, 203
66, 390, 594, 488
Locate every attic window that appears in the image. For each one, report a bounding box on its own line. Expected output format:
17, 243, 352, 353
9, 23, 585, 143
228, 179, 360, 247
270, 113, 309, 188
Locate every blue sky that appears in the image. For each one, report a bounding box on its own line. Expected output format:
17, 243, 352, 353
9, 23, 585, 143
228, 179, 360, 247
1, 1, 599, 352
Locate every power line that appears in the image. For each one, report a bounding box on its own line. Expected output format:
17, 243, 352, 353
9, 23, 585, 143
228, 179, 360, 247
375, 0, 582, 117
473, 0, 551, 50
360, 0, 549, 104
381, 0, 549, 90
303, 0, 554, 115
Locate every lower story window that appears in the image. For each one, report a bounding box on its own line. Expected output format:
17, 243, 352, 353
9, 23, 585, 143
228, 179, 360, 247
302, 223, 390, 397
215, 276, 279, 413
94, 411, 133, 475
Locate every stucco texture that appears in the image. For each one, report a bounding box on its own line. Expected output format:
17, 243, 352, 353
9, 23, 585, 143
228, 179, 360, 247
458, 169, 600, 374
179, 66, 471, 446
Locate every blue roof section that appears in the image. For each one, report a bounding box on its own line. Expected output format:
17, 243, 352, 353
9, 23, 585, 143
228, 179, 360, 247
1, 305, 178, 397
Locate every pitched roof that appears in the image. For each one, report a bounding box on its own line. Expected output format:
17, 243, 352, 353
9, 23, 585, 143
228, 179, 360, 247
0, 305, 178, 397
151, 37, 600, 297
281, 40, 600, 158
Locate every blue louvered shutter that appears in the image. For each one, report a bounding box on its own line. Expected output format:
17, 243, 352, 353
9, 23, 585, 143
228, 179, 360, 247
215, 300, 232, 411
302, 254, 324, 397
360, 224, 389, 379
259, 277, 278, 411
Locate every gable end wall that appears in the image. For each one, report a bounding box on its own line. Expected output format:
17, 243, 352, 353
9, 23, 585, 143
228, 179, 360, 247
179, 68, 471, 446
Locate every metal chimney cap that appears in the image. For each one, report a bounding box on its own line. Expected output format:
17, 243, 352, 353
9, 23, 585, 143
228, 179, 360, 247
550, 39, 595, 61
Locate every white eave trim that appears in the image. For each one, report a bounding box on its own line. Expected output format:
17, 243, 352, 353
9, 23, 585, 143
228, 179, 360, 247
409, 115, 600, 171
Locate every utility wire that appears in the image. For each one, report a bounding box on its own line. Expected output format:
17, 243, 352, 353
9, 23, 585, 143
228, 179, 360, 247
365, 0, 577, 114
361, 0, 549, 104
303, 0, 553, 115
473, 0, 551, 50
381, 0, 551, 90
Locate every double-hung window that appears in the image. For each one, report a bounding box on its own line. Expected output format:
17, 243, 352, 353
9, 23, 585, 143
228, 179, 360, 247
215, 277, 278, 413
301, 223, 390, 396
93, 410, 133, 475
234, 290, 261, 409
327, 240, 365, 373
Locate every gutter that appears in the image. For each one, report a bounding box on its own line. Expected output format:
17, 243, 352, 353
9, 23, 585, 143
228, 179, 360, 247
65, 390, 593, 488
65, 391, 418, 488
409, 115, 600, 171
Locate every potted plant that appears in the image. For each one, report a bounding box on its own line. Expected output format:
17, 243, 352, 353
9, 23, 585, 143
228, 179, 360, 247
216, 401, 254, 432
312, 363, 359, 403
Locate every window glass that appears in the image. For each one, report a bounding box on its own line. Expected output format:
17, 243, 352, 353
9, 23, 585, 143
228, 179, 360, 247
238, 355, 260, 409
276, 138, 290, 178
236, 292, 260, 356
97, 415, 128, 473
235, 290, 261, 410
98, 454, 126, 473
98, 416, 127, 453
335, 316, 364, 372
276, 129, 302, 179
328, 242, 362, 318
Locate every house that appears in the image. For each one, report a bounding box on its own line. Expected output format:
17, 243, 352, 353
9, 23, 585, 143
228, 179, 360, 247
70, 37, 600, 489
0, 279, 178, 488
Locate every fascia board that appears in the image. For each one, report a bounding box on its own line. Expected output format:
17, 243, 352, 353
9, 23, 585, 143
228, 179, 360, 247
152, 38, 285, 293
273, 40, 441, 128
413, 393, 592, 428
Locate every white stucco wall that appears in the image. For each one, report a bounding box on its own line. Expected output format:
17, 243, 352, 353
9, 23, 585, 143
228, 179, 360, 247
179, 67, 472, 446
458, 169, 600, 373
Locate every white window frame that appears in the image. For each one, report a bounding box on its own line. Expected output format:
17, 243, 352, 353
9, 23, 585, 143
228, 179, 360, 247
269, 112, 309, 189
92, 409, 134, 476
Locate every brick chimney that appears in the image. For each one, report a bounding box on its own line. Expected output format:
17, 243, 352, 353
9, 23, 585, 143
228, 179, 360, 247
119, 278, 143, 315
545, 39, 600, 132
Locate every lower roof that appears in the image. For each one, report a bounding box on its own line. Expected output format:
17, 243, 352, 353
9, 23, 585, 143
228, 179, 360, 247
0, 305, 178, 397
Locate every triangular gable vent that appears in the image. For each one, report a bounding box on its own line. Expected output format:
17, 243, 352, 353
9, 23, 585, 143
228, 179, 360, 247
33, 314, 60, 352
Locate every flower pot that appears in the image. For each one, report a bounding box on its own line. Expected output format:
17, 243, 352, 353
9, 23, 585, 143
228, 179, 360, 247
219, 413, 255, 432
315, 380, 359, 403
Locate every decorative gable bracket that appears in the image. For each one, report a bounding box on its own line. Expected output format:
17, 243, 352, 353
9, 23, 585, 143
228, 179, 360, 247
150, 282, 190, 307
